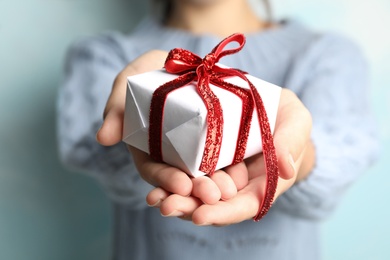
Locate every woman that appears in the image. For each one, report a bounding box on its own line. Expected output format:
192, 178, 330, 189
58, 0, 379, 259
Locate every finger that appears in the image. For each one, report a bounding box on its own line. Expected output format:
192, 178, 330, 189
192, 177, 263, 226
223, 162, 249, 191
130, 146, 193, 196
95, 69, 134, 146
96, 50, 168, 146
295, 140, 315, 182
146, 187, 170, 207
244, 153, 265, 180
273, 89, 312, 180
274, 177, 295, 199
96, 104, 125, 146
191, 176, 221, 205
209, 170, 237, 200
160, 194, 203, 218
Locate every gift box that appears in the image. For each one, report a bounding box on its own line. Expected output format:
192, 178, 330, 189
122, 34, 280, 221
122, 67, 281, 178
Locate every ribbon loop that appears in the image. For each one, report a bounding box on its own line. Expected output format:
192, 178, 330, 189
165, 48, 202, 74
211, 33, 246, 60
149, 33, 279, 221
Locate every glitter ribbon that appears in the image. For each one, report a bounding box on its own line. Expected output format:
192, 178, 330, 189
149, 33, 278, 221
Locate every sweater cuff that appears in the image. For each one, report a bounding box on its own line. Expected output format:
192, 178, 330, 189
274, 123, 368, 220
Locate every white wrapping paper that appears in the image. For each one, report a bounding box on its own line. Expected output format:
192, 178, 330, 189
122, 68, 281, 177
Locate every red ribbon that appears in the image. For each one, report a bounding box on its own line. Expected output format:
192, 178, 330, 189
149, 33, 278, 221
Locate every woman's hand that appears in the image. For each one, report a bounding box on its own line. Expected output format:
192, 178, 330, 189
196, 89, 315, 225
97, 50, 169, 146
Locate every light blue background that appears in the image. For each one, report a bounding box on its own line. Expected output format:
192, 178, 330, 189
0, 1, 388, 260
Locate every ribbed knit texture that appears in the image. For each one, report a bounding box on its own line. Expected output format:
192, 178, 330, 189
57, 17, 379, 260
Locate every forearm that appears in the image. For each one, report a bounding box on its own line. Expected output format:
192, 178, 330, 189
274, 35, 380, 220
58, 34, 153, 208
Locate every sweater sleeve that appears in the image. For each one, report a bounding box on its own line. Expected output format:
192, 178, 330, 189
275, 34, 380, 220
57, 33, 153, 209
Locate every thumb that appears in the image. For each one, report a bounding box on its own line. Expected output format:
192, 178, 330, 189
96, 50, 168, 146
273, 89, 312, 180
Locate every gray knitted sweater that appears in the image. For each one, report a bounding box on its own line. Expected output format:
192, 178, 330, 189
58, 17, 379, 260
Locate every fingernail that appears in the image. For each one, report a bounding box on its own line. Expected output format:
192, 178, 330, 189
288, 154, 296, 175
147, 199, 162, 207
162, 210, 184, 217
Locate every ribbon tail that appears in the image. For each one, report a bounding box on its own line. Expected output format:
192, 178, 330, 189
149, 72, 197, 162
196, 70, 224, 175
211, 77, 254, 165
205, 67, 278, 221
248, 81, 279, 221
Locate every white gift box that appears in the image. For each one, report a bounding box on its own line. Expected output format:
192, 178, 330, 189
122, 68, 281, 177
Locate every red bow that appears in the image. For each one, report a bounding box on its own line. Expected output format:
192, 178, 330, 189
149, 33, 278, 221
